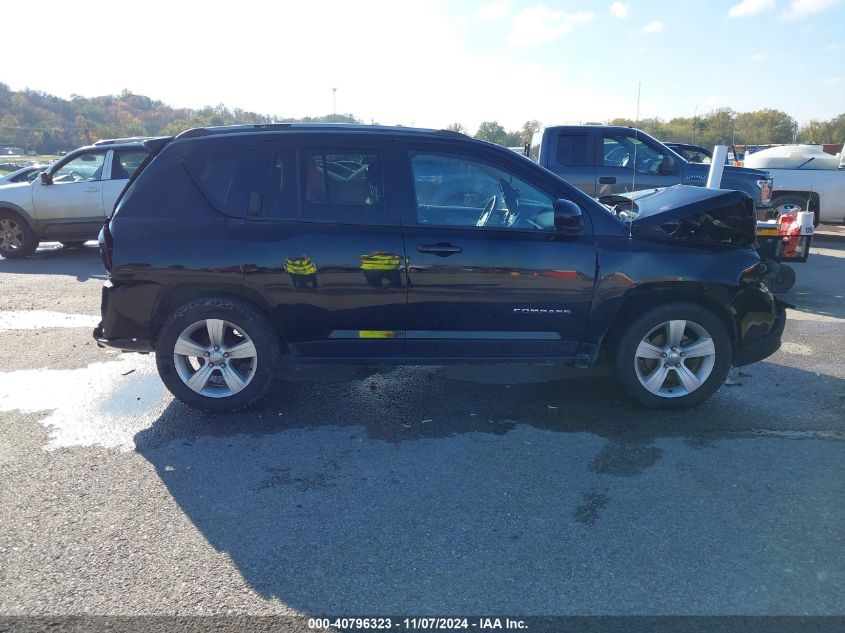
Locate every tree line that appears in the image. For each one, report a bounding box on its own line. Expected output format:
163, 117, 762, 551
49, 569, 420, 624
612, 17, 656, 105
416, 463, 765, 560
467, 109, 845, 149
1, 83, 843, 154
0, 84, 358, 153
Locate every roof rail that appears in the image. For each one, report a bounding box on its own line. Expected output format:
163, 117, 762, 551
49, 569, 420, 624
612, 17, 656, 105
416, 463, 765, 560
93, 136, 160, 146
173, 123, 461, 141
176, 124, 293, 140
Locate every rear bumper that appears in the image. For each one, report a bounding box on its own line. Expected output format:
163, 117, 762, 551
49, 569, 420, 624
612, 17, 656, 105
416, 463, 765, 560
93, 280, 156, 352
93, 323, 153, 352
733, 297, 787, 367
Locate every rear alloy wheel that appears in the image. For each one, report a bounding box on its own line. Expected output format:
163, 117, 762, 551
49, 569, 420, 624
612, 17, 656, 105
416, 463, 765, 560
0, 211, 39, 259
173, 319, 258, 398
614, 303, 732, 409
156, 297, 282, 411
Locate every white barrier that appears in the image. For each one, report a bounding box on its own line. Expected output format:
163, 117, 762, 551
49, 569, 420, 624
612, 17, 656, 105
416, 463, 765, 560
706, 145, 728, 188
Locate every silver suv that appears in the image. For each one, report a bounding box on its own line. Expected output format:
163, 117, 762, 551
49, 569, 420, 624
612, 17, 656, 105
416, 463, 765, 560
0, 138, 150, 258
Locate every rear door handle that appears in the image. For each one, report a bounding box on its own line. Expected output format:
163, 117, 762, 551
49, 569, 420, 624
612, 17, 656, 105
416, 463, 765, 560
417, 243, 463, 256
598, 176, 616, 184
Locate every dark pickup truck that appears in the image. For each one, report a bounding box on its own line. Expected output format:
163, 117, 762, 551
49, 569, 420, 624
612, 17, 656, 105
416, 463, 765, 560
529, 125, 773, 213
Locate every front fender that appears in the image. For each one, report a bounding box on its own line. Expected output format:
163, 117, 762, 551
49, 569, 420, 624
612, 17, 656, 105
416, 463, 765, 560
582, 235, 760, 349
720, 177, 759, 206
0, 200, 38, 233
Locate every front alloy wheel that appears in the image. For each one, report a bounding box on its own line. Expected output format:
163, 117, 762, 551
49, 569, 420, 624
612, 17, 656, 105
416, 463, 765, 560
0, 212, 39, 258
614, 302, 731, 409
634, 320, 716, 398
0, 218, 25, 251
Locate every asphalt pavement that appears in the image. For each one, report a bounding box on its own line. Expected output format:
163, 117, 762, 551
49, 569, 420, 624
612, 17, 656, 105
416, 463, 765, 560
0, 239, 844, 616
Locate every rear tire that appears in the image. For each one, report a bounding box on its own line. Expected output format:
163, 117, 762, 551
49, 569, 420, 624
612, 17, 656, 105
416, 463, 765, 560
773, 194, 817, 225
155, 297, 282, 412
613, 302, 732, 410
0, 210, 39, 259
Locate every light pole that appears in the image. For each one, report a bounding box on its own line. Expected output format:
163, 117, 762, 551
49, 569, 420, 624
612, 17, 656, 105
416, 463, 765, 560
332, 87, 337, 122
693, 104, 698, 144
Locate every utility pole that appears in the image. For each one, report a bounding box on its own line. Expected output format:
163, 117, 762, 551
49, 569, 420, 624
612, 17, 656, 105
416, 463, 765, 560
632, 82, 641, 192
332, 87, 337, 122
635, 82, 641, 123
693, 104, 698, 144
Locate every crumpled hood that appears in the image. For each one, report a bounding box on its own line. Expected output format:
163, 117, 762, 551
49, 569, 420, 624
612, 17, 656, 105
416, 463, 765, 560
601, 184, 757, 248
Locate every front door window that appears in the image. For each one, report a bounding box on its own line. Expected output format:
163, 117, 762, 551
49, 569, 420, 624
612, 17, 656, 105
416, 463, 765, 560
602, 135, 664, 175
51, 152, 105, 183
410, 153, 555, 230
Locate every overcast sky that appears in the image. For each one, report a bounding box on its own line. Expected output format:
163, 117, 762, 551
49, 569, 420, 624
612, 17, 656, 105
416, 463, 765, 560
2, 0, 843, 131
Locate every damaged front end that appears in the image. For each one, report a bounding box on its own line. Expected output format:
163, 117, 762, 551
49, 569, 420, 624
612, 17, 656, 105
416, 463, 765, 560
600, 184, 757, 248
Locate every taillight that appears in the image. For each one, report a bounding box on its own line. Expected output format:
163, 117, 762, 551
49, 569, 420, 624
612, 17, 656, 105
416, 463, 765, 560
98, 222, 113, 274
757, 178, 773, 206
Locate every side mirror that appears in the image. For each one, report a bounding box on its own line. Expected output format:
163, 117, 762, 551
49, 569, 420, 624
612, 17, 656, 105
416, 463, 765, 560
659, 155, 677, 175
553, 199, 583, 234
40, 172, 52, 185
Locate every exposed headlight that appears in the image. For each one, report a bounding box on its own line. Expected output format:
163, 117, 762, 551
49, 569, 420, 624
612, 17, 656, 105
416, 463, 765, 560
741, 261, 766, 285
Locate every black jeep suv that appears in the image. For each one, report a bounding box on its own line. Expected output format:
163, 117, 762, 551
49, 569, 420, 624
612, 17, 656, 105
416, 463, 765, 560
94, 124, 786, 411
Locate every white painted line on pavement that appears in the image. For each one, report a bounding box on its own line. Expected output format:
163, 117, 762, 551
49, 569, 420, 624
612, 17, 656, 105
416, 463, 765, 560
0, 310, 99, 331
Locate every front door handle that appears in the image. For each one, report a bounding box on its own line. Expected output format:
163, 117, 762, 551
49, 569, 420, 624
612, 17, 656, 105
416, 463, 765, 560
417, 242, 462, 257
598, 176, 616, 184
85, 187, 98, 193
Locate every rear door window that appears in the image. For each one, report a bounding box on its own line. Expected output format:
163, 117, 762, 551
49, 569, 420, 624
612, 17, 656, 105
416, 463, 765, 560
184, 149, 272, 217
301, 150, 384, 224
268, 149, 298, 218
556, 134, 589, 166
111, 149, 148, 180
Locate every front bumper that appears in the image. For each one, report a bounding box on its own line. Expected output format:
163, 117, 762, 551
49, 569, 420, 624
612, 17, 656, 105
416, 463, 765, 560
732, 297, 787, 366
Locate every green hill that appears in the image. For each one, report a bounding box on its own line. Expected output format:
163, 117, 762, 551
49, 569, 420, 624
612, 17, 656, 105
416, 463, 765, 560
0, 84, 359, 154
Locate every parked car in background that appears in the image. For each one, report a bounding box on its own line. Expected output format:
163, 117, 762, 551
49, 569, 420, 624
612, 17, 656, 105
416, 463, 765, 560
0, 164, 49, 186
0, 139, 151, 258
95, 124, 784, 412
529, 125, 773, 215
744, 145, 844, 224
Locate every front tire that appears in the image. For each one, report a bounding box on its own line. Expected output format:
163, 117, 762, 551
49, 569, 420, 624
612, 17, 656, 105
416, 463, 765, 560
0, 210, 39, 259
613, 302, 732, 410
766, 263, 796, 294
155, 297, 282, 412
773, 194, 817, 226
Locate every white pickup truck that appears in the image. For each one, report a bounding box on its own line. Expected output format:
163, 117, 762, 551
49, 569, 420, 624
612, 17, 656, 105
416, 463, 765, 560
744, 145, 845, 224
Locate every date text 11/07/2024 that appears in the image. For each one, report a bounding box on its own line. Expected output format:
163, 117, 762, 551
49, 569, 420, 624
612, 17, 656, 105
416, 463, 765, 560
307, 617, 528, 630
